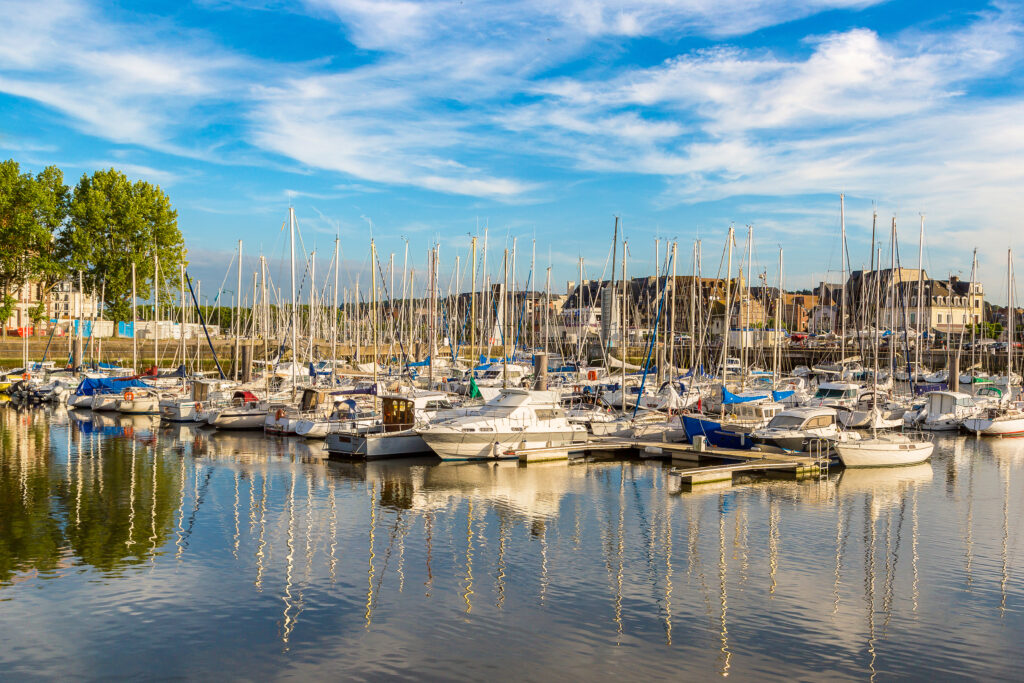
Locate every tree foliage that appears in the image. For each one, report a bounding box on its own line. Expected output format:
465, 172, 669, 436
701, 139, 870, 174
0, 159, 69, 300
65, 168, 186, 322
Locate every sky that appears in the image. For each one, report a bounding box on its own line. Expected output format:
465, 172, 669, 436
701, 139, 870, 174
1, 0, 1022, 303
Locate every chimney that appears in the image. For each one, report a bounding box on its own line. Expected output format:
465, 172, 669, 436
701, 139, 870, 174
567, 280, 576, 296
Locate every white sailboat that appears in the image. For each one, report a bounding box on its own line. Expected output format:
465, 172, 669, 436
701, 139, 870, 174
963, 249, 1024, 437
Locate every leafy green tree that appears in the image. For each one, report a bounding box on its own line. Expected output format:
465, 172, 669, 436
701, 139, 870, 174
0, 160, 70, 334
64, 168, 186, 322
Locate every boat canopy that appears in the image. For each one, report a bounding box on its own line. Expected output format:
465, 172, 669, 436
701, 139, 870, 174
75, 377, 152, 396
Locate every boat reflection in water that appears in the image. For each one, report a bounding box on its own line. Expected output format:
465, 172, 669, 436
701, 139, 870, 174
0, 406, 1023, 680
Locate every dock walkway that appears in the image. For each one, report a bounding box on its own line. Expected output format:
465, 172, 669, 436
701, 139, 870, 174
510, 437, 828, 486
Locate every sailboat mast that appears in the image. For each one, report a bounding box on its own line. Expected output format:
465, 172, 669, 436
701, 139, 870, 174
774, 248, 782, 384
621, 237, 627, 416
371, 239, 378, 392
131, 262, 137, 372
502, 248, 509, 389
235, 240, 242, 381
470, 237, 477, 359
1008, 249, 1014, 381
332, 237, 339, 385
840, 193, 846, 367
154, 248, 160, 369
721, 227, 734, 419
916, 215, 924, 379
889, 218, 897, 376
669, 241, 677, 374
289, 206, 297, 396
544, 265, 551, 355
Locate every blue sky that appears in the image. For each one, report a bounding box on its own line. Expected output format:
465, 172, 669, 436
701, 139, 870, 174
1, 0, 1022, 301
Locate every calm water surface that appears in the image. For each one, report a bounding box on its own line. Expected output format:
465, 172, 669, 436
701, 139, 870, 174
1, 405, 1023, 680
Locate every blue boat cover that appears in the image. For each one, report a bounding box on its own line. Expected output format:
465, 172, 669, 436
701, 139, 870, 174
75, 377, 153, 396
722, 387, 768, 404
772, 390, 795, 402
406, 357, 431, 367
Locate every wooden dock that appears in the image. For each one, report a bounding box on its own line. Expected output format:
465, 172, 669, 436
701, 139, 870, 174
509, 436, 828, 488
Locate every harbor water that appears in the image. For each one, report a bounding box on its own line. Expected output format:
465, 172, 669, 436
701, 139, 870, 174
1, 405, 1023, 680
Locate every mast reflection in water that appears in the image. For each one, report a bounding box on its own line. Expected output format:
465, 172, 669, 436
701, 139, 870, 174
0, 404, 1023, 679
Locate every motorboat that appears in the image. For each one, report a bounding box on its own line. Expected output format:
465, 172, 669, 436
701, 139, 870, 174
910, 391, 977, 431
326, 392, 459, 459
750, 406, 852, 452
417, 388, 586, 460
803, 382, 860, 409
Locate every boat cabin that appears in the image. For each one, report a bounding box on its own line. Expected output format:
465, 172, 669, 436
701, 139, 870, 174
765, 406, 837, 431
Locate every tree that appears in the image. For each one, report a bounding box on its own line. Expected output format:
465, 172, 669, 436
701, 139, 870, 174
64, 168, 186, 322
0, 159, 69, 333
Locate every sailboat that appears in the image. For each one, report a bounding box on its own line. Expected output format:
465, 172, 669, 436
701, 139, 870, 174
834, 218, 934, 467
963, 249, 1024, 436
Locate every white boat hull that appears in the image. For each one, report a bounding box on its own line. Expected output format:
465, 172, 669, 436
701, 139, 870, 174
160, 400, 199, 422
118, 396, 160, 414
90, 394, 121, 411
326, 429, 431, 459
420, 428, 586, 460
209, 410, 268, 430
961, 415, 1024, 436
294, 419, 331, 438
835, 440, 933, 467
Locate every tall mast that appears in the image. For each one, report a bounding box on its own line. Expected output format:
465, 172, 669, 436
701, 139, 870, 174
261, 255, 269, 396
289, 206, 297, 396
889, 218, 896, 377
774, 248, 782, 384
502, 248, 509, 389
402, 239, 409, 361
470, 236, 477, 359
154, 247, 160, 369
1008, 249, 1014, 381
610, 217, 619, 357
308, 250, 316, 365
428, 247, 436, 385
742, 225, 752, 389
721, 226, 734, 418
371, 239, 378, 393
531, 238, 536, 351
544, 265, 551, 355
620, 237, 627, 416
235, 240, 242, 381
332, 236, 339, 386
840, 193, 846, 367
669, 241, 677, 375
131, 262, 137, 373
916, 215, 925, 379
179, 260, 185, 363
689, 241, 697, 370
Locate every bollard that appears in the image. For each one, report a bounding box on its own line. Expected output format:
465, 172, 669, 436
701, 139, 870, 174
533, 352, 548, 390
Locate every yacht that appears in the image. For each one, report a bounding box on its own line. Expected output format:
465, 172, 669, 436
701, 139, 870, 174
803, 382, 860, 409
417, 389, 587, 460
750, 406, 850, 452
907, 391, 977, 431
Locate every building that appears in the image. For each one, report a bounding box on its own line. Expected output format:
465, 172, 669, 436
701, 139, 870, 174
3, 278, 99, 334
845, 269, 984, 335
